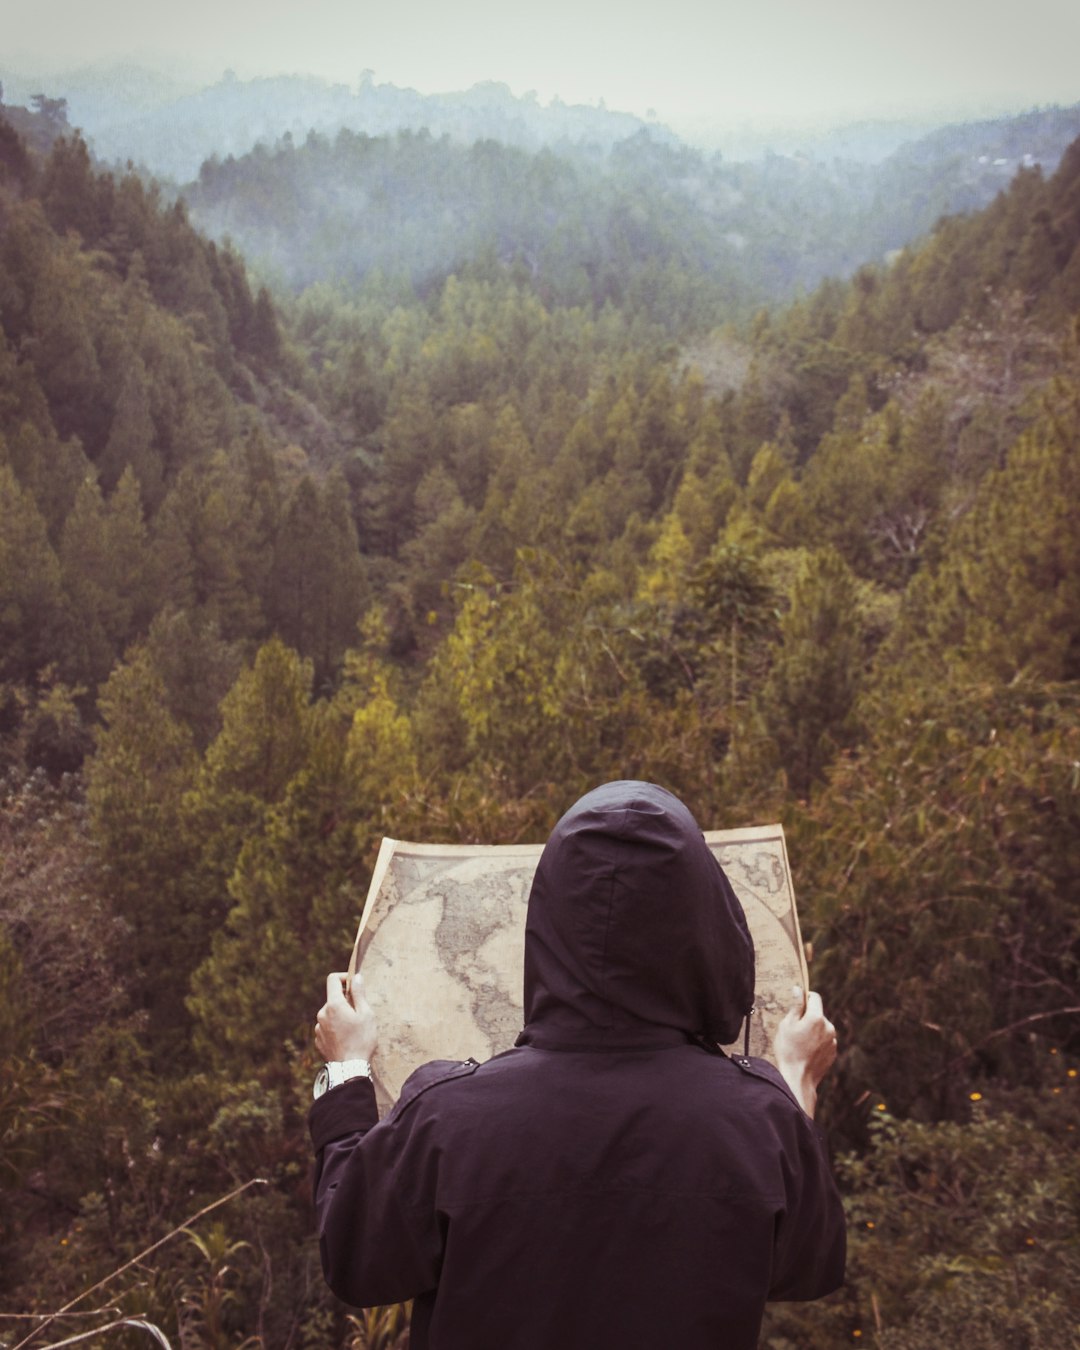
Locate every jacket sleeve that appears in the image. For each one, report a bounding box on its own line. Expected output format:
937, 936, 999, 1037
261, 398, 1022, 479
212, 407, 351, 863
308, 1075, 443, 1309
767, 1110, 847, 1301
735, 1058, 846, 1302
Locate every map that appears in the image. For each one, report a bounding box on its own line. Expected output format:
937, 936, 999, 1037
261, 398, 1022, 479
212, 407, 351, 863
347, 826, 808, 1110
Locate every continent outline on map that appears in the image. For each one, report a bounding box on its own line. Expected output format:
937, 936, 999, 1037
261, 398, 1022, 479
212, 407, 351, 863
348, 826, 808, 1108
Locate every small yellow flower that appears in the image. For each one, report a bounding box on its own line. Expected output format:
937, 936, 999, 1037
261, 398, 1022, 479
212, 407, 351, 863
969, 1091, 983, 1102
875, 1102, 886, 1111
865, 1221, 876, 1230
853, 1331, 863, 1340
1026, 1238, 1035, 1246
1068, 1069, 1077, 1079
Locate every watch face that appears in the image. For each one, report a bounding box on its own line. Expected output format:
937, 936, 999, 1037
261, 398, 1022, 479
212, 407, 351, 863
313, 1065, 330, 1100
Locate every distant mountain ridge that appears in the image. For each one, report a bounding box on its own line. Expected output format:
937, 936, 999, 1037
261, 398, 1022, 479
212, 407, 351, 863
5, 59, 1077, 186
0, 64, 676, 181
3, 61, 1079, 320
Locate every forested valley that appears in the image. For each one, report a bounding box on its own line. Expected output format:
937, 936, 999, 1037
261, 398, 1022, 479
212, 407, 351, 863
1, 91, 1079, 1348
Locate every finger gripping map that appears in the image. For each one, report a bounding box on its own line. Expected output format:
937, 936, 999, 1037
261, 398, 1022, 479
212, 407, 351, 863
348, 826, 808, 1110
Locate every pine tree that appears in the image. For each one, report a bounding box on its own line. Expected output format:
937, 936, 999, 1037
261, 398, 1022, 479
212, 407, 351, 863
39, 134, 101, 243
177, 638, 316, 958
949, 382, 1080, 681
27, 244, 102, 446
249, 285, 282, 365
0, 464, 64, 684
188, 675, 418, 1069
269, 473, 366, 687
688, 542, 776, 713
98, 352, 162, 505
758, 547, 865, 798
87, 644, 200, 1054
59, 466, 157, 689
0, 416, 89, 542
58, 475, 114, 686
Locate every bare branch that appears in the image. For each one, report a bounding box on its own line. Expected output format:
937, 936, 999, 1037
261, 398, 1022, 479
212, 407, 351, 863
37, 1319, 173, 1350
930, 1005, 1080, 1083
11, 1177, 269, 1350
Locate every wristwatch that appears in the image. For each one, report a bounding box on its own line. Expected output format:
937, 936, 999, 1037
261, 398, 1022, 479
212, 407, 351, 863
313, 1058, 372, 1099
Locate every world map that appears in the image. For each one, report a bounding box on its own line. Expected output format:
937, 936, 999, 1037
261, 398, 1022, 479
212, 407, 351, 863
349, 826, 808, 1110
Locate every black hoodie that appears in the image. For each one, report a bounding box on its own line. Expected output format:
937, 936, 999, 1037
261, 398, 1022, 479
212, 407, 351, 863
310, 782, 845, 1348
519, 781, 755, 1050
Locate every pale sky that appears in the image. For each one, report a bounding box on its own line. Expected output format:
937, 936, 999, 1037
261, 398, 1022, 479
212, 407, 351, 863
5, 0, 1080, 135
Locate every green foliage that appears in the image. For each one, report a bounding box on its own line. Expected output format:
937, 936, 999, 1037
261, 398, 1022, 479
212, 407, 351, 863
0, 462, 64, 682
417, 553, 652, 809
86, 643, 201, 1050
637, 536, 765, 685
3, 102, 1080, 1346
758, 547, 866, 797
188, 642, 420, 1069
187, 129, 763, 331
942, 368, 1080, 681
184, 111, 1080, 333
269, 471, 367, 687
59, 467, 157, 688
764, 1091, 1080, 1348
798, 680, 1080, 1132
179, 1221, 257, 1349
346, 1302, 412, 1350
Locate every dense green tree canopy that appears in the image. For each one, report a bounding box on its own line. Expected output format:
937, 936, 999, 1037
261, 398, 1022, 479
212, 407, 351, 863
1, 103, 1078, 1345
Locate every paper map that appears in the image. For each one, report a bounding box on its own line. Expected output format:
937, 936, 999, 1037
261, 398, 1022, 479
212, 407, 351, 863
348, 826, 808, 1110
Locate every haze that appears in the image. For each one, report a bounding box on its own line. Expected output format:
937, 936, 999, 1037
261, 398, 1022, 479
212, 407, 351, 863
4, 0, 1080, 142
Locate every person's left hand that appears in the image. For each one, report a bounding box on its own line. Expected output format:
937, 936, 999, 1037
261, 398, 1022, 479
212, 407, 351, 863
774, 987, 838, 1118
315, 971, 378, 1063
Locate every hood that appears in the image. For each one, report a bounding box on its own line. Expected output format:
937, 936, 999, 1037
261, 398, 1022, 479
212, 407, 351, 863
518, 781, 755, 1050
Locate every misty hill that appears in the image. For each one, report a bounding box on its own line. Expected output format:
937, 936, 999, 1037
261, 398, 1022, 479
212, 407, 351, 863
5, 61, 1079, 319
182, 106, 1080, 322
724, 104, 1080, 165
6, 58, 1076, 189
185, 129, 761, 325
0, 64, 674, 183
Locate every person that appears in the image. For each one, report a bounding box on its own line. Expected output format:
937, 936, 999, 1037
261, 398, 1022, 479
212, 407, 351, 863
310, 780, 845, 1348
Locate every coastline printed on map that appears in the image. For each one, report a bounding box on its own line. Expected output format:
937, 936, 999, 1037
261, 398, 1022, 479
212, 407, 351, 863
347, 826, 809, 1111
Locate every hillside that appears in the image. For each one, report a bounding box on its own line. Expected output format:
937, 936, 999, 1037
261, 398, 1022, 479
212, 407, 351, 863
5, 68, 1079, 316
1, 104, 1079, 1347
181, 104, 1080, 317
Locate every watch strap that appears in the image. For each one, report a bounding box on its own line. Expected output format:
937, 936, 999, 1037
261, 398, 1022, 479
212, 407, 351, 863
326, 1058, 372, 1088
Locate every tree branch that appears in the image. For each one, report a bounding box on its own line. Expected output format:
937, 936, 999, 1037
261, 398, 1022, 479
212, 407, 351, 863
932, 1005, 1080, 1082
11, 1177, 268, 1350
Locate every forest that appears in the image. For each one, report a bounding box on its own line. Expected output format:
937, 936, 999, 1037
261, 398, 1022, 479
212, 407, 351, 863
182, 103, 1080, 311
1, 87, 1079, 1349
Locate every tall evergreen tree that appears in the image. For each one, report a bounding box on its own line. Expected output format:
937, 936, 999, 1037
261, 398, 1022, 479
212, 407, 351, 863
87, 644, 200, 1054
0, 464, 64, 684
98, 352, 162, 505
759, 547, 865, 797
269, 473, 366, 687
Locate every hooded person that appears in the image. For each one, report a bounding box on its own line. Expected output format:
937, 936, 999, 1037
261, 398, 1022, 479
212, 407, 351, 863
309, 781, 846, 1349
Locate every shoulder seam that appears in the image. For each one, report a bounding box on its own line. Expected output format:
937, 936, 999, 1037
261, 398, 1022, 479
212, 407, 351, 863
392, 1057, 481, 1119
730, 1054, 805, 1113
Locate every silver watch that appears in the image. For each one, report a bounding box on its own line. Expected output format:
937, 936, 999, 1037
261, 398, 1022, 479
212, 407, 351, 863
313, 1058, 372, 1099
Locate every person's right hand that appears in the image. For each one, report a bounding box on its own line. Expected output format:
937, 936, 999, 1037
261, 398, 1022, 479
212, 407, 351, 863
315, 971, 378, 1064
774, 988, 838, 1119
